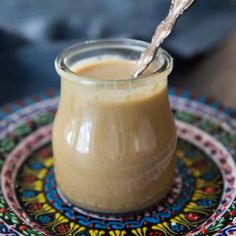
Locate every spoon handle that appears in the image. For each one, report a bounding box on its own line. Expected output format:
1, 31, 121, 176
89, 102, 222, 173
133, 0, 195, 78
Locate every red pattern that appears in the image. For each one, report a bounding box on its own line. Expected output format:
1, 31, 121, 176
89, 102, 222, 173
55, 223, 70, 233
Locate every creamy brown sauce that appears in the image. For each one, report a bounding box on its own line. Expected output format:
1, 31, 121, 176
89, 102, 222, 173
75, 58, 136, 80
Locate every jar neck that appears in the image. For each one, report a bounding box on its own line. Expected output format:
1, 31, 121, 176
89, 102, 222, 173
60, 73, 169, 109
55, 39, 173, 90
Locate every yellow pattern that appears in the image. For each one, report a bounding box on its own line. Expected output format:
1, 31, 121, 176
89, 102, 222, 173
131, 227, 147, 236
89, 229, 106, 236
184, 202, 213, 215
109, 230, 126, 236
152, 222, 176, 236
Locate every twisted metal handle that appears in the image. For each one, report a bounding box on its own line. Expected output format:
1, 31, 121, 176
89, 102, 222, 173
133, 0, 195, 78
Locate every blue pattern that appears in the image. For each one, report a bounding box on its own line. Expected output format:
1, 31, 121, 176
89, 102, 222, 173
0, 224, 19, 235
22, 190, 38, 198
217, 225, 236, 236
38, 214, 54, 224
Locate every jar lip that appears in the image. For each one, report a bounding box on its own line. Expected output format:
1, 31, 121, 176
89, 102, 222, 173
55, 38, 173, 85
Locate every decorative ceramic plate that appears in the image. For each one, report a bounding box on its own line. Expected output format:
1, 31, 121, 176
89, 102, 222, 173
0, 88, 236, 236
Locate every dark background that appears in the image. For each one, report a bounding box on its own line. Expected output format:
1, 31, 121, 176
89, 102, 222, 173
0, 0, 236, 107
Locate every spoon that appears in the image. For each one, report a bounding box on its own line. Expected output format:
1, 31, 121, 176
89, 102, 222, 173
133, 0, 195, 78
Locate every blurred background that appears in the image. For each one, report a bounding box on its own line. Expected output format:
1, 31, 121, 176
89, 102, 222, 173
0, 0, 236, 107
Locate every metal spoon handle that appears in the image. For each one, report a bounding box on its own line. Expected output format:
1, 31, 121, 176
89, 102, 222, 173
133, 0, 195, 78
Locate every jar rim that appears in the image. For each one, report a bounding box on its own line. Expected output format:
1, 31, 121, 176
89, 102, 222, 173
55, 38, 173, 86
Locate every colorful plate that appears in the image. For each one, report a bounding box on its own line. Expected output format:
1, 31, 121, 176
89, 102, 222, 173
0, 89, 236, 236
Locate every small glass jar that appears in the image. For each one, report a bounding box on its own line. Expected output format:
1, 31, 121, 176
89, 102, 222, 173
53, 39, 176, 213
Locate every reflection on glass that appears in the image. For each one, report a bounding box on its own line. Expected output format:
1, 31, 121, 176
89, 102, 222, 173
76, 118, 92, 154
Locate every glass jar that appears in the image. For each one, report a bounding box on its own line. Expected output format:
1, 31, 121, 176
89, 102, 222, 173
53, 39, 176, 213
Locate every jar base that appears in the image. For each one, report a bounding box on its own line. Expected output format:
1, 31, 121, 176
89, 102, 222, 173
56, 174, 175, 214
